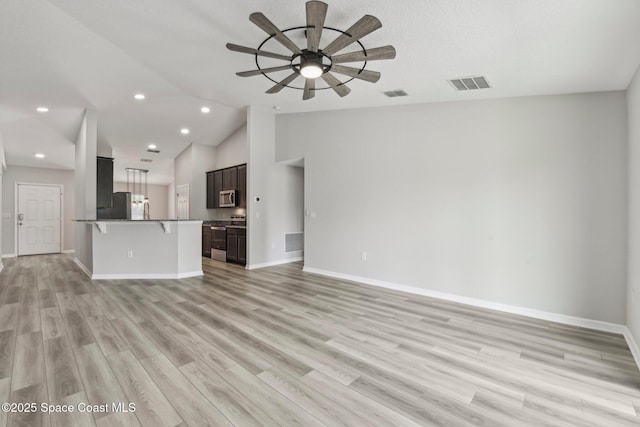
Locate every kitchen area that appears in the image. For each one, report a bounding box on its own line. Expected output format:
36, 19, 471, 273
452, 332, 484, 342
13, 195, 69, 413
70, 121, 251, 280
202, 163, 247, 266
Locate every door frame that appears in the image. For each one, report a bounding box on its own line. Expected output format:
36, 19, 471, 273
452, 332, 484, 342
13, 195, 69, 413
175, 184, 190, 219
15, 182, 64, 256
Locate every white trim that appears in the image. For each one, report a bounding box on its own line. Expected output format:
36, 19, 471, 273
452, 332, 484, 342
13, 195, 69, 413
623, 327, 640, 369
73, 257, 92, 278
15, 182, 64, 256
5, 250, 73, 257
0, 263, 4, 273
73, 256, 202, 280
246, 257, 303, 270
302, 267, 626, 335
91, 271, 203, 280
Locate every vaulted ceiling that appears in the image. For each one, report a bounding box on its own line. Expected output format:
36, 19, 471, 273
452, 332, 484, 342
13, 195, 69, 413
1, 0, 640, 184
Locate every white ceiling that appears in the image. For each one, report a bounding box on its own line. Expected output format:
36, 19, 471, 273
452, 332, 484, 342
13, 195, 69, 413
1, 0, 640, 184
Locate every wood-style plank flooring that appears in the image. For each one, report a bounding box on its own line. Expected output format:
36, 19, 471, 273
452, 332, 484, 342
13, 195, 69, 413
0, 254, 639, 426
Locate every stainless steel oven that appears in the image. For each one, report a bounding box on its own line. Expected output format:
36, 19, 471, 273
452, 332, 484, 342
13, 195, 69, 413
211, 226, 226, 262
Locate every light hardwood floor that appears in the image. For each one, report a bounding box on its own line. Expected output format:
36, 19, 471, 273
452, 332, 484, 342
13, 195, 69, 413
0, 254, 639, 426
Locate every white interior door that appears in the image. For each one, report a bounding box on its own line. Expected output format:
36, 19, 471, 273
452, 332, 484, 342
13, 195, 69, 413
18, 184, 62, 256
176, 184, 189, 219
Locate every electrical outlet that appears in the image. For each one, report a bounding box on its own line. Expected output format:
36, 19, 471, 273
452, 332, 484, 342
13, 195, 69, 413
361, 251, 367, 261
127, 249, 133, 259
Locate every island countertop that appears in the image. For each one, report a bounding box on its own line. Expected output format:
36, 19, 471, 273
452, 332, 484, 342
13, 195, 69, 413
74, 219, 203, 280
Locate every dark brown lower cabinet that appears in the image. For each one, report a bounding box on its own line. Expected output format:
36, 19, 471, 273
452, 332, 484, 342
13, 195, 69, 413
237, 234, 246, 264
226, 227, 246, 265
202, 226, 212, 257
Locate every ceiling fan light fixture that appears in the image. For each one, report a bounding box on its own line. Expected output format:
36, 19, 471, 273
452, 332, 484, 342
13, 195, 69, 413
300, 61, 323, 79
299, 51, 324, 79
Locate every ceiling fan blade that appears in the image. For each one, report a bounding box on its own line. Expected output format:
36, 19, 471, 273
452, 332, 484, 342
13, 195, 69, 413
306, 1, 328, 52
330, 65, 380, 83
226, 43, 292, 61
266, 72, 300, 94
250, 13, 302, 54
303, 78, 315, 100
322, 15, 382, 56
331, 45, 396, 63
321, 72, 351, 97
236, 65, 292, 77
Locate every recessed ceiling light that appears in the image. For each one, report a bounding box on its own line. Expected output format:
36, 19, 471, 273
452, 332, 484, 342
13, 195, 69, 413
201, 107, 210, 113
148, 144, 157, 149
134, 93, 146, 100
36, 107, 49, 113
181, 128, 190, 135
35, 153, 45, 158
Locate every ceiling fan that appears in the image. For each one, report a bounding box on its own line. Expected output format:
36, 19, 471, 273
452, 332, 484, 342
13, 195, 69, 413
226, 0, 396, 100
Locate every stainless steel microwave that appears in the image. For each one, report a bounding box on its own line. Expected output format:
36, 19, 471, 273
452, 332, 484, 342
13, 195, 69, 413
219, 190, 237, 207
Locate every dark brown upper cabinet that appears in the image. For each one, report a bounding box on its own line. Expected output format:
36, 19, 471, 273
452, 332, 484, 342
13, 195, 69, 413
222, 167, 237, 191
96, 156, 114, 208
206, 164, 246, 209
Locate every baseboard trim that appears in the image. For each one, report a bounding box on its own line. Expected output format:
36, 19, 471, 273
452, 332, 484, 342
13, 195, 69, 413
246, 257, 303, 270
91, 271, 204, 280
73, 257, 92, 278
623, 327, 640, 369
2, 251, 73, 257
302, 267, 626, 335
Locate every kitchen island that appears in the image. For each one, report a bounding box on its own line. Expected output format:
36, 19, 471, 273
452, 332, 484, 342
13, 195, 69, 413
74, 219, 203, 280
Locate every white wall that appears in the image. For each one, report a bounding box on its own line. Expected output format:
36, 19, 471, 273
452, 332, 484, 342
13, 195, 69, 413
174, 143, 218, 221
74, 109, 97, 272
276, 92, 628, 324
215, 125, 247, 170
0, 129, 4, 270
114, 182, 169, 220
2, 166, 75, 254
248, 107, 304, 268
627, 66, 640, 347
191, 143, 216, 220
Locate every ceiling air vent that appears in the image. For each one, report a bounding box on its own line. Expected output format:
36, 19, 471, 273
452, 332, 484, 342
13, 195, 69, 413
140, 158, 153, 163
147, 149, 160, 154
383, 89, 408, 98
449, 76, 491, 91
